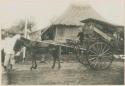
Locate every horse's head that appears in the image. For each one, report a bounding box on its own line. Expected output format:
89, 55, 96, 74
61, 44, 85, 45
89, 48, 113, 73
13, 37, 31, 53
13, 37, 23, 53
20, 37, 33, 47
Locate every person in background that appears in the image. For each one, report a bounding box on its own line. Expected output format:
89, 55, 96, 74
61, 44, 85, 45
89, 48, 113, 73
77, 30, 84, 44
3, 33, 21, 71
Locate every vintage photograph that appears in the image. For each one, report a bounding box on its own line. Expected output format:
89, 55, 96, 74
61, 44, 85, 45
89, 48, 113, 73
0, 0, 124, 85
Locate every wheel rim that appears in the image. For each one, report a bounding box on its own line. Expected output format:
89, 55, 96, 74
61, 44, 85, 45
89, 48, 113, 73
88, 42, 113, 70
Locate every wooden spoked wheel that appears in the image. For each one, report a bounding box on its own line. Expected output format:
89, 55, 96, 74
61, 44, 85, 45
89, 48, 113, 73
87, 42, 114, 70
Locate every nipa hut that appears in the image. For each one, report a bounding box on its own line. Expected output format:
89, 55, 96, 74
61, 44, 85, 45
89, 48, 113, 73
40, 4, 106, 43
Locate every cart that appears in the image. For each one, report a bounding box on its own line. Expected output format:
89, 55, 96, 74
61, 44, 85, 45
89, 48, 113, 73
69, 18, 124, 70
22, 18, 123, 70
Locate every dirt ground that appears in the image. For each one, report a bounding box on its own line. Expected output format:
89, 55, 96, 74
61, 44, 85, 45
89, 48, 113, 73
2, 59, 124, 85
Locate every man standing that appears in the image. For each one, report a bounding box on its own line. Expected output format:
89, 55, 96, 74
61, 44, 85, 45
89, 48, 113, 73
3, 33, 21, 71
77, 30, 84, 44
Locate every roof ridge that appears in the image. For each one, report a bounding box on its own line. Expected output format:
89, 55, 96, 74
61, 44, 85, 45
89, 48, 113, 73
70, 3, 91, 8
52, 4, 105, 26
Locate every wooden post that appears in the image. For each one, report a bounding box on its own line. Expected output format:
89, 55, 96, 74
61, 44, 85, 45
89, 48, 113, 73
23, 19, 28, 62
54, 27, 57, 41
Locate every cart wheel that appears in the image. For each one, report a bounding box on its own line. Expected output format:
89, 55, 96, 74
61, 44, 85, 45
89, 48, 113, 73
88, 42, 114, 70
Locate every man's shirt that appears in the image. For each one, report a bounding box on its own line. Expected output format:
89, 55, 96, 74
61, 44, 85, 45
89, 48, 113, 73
4, 35, 21, 54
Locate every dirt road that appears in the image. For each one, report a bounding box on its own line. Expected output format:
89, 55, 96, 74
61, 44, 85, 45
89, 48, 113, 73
2, 60, 124, 85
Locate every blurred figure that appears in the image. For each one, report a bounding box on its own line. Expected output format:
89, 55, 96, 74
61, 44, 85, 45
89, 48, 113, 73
77, 30, 84, 44
3, 33, 21, 71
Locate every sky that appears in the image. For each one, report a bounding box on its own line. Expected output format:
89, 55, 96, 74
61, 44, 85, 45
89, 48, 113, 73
0, 0, 124, 30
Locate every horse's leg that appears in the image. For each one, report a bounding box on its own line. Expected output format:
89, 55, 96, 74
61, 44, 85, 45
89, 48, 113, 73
32, 54, 37, 69
58, 46, 61, 69
30, 52, 35, 70
29, 50, 32, 70
30, 58, 33, 70
30, 59, 37, 70
34, 58, 37, 69
52, 54, 56, 69
57, 56, 61, 69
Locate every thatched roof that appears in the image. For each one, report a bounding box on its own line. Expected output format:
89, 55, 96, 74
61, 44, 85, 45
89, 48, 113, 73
52, 4, 106, 26
29, 26, 49, 35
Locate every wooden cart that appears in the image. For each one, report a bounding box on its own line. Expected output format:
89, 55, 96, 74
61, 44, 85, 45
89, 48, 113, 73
22, 18, 123, 70
71, 18, 124, 70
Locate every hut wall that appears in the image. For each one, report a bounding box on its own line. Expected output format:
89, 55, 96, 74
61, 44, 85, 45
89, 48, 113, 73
54, 25, 81, 42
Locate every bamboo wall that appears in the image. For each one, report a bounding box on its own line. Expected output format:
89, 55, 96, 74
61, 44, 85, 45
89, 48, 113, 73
54, 25, 81, 43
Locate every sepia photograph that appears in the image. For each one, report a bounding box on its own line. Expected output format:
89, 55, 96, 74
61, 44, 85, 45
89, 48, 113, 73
0, 0, 124, 85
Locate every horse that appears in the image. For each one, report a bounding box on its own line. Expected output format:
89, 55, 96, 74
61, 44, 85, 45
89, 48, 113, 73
14, 37, 61, 70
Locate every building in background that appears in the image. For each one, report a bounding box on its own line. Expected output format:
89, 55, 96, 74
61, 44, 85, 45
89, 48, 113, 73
41, 4, 106, 43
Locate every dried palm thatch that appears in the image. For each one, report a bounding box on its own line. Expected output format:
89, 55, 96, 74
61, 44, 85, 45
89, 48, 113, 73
52, 4, 106, 26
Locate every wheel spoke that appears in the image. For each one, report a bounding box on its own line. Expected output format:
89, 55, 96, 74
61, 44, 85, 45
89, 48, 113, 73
97, 43, 102, 54
100, 43, 105, 54
100, 43, 103, 53
89, 55, 97, 61
88, 57, 96, 61
91, 45, 98, 54
89, 50, 97, 55
101, 59, 110, 68
93, 61, 98, 68
88, 42, 113, 70
89, 55, 97, 57
95, 44, 99, 54
99, 59, 103, 69
103, 48, 110, 55
101, 45, 107, 53
97, 62, 102, 69
90, 59, 96, 65
104, 52, 112, 55
97, 58, 102, 68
